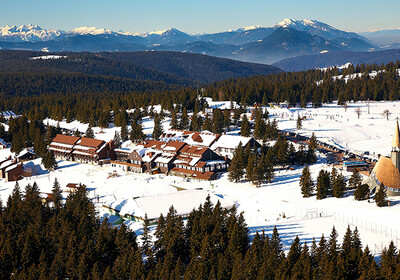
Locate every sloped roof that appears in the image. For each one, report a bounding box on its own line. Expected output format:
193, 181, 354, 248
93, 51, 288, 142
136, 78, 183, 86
77, 137, 105, 148
371, 156, 400, 189
392, 121, 400, 148
53, 134, 80, 145
211, 135, 253, 150
180, 145, 208, 156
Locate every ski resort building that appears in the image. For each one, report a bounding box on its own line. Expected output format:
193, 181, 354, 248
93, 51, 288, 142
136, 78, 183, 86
366, 122, 400, 196
112, 139, 228, 180
49, 134, 115, 164
160, 129, 261, 159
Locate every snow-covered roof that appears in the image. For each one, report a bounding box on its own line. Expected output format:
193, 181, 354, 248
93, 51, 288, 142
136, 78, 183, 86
16, 148, 35, 158
211, 135, 253, 150
162, 129, 219, 147
203, 97, 239, 110
50, 142, 74, 149
0, 159, 14, 169
5, 163, 20, 172
121, 189, 234, 220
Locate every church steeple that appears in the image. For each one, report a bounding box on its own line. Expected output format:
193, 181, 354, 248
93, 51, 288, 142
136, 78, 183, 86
392, 121, 400, 151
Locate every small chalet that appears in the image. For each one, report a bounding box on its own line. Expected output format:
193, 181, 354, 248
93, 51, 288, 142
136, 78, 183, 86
0, 157, 24, 182
16, 149, 36, 162
211, 135, 261, 159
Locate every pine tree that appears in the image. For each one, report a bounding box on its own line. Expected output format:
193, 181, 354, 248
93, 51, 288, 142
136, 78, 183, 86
113, 131, 122, 148
130, 121, 145, 143
228, 143, 245, 182
332, 173, 345, 198
51, 178, 63, 210
42, 150, 58, 171
202, 114, 213, 131
141, 214, 152, 256
253, 110, 265, 140
300, 165, 314, 197
121, 123, 128, 141
380, 241, 397, 279
179, 108, 189, 130
375, 183, 388, 207
74, 129, 80, 137
246, 153, 257, 183
212, 109, 224, 134
240, 115, 251, 137
354, 184, 370, 201
152, 113, 163, 140
170, 110, 178, 129
316, 170, 330, 199
348, 167, 362, 189
85, 126, 94, 138
296, 115, 302, 130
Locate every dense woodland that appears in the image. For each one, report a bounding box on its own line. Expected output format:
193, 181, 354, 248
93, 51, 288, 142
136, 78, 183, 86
1, 60, 399, 128
0, 181, 399, 280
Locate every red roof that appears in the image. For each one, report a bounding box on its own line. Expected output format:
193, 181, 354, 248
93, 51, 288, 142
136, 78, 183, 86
77, 137, 105, 148
144, 140, 166, 150
53, 134, 80, 145
180, 145, 208, 156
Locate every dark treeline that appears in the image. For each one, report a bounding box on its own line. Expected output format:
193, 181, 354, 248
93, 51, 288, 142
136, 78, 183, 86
1, 61, 400, 127
0, 181, 399, 280
0, 50, 194, 86
208, 61, 400, 106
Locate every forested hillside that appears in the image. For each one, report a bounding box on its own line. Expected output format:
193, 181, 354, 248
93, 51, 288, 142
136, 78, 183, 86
0, 50, 282, 84
101, 51, 282, 83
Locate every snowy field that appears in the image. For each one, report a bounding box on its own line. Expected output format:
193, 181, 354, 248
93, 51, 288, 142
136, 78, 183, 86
2, 100, 400, 255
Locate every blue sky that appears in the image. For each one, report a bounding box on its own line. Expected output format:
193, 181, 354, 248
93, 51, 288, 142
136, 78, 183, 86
1, 0, 399, 34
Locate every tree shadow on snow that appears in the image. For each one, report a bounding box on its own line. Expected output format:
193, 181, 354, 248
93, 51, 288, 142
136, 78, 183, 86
249, 223, 315, 247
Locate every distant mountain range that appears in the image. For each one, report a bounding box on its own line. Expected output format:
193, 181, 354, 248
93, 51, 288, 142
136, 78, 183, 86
0, 19, 386, 64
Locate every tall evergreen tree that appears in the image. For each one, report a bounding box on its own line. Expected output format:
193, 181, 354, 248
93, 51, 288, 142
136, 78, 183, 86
332, 173, 345, 198
354, 184, 370, 201
375, 183, 388, 207
152, 113, 163, 140
240, 115, 251, 137
300, 165, 314, 197
85, 126, 95, 138
348, 167, 362, 189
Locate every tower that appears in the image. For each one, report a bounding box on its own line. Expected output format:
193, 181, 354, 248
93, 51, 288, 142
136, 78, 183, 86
391, 121, 400, 171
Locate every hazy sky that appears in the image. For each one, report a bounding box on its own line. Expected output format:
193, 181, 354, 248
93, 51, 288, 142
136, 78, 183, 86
1, 0, 399, 34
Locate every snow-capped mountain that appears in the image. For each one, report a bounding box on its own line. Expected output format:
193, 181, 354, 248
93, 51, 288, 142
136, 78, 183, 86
0, 24, 63, 42
0, 19, 378, 65
142, 28, 194, 45
68, 26, 133, 36
273, 19, 365, 40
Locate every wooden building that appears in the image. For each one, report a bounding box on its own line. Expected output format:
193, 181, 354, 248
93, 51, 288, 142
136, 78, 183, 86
49, 134, 115, 165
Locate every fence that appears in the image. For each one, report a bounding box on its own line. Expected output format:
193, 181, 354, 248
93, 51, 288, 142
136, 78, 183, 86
251, 207, 399, 255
